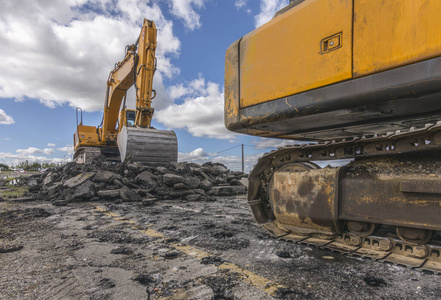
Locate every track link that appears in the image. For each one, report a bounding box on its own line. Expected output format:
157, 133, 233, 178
249, 122, 441, 274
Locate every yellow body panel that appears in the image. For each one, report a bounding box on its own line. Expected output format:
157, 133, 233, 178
354, 0, 441, 77
240, 0, 353, 108
74, 125, 100, 150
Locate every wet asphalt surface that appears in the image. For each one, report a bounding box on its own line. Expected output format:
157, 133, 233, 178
0, 196, 440, 299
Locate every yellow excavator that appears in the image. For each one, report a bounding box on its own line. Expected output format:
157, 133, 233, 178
225, 0, 441, 272
74, 19, 177, 164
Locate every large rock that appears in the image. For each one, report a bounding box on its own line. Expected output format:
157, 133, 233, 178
98, 189, 120, 199
233, 185, 247, 194
202, 162, 229, 175
228, 179, 242, 186
209, 186, 246, 196
42, 172, 58, 188
156, 187, 194, 199
73, 181, 96, 200
135, 171, 157, 188
173, 183, 187, 190
209, 186, 234, 196
163, 174, 185, 186
214, 176, 227, 184
184, 176, 201, 189
155, 166, 168, 174
27, 179, 40, 192
94, 170, 115, 183
47, 182, 62, 196
64, 172, 96, 188
120, 187, 142, 202
199, 179, 212, 191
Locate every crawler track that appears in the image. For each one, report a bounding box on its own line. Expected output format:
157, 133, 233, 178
249, 122, 441, 274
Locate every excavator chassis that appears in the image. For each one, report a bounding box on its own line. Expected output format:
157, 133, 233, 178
73, 146, 120, 163
249, 122, 441, 273
74, 127, 177, 165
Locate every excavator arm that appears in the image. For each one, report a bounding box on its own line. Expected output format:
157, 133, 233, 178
102, 19, 157, 143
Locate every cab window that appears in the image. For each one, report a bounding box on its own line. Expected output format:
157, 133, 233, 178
126, 111, 136, 127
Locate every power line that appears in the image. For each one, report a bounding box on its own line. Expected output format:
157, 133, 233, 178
214, 143, 280, 155
213, 144, 242, 155
213, 141, 303, 156
243, 144, 279, 149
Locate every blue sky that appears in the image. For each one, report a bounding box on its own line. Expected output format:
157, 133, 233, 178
0, 0, 293, 172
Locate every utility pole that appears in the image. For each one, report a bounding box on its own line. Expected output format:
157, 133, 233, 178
241, 144, 244, 173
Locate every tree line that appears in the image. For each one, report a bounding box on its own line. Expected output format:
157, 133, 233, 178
0, 161, 61, 172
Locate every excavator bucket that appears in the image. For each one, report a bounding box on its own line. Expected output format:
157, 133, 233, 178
117, 126, 178, 165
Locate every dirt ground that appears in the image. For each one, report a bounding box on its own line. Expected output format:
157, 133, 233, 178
0, 195, 440, 300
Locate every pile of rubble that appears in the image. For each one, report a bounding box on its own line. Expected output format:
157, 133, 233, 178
18, 158, 247, 205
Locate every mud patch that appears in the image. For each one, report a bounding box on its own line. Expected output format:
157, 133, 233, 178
191, 238, 250, 251
99, 278, 116, 289
87, 230, 149, 244
275, 287, 314, 299
162, 251, 181, 259
201, 272, 239, 300
201, 256, 225, 266
0, 208, 51, 221
132, 274, 156, 286
276, 251, 291, 258
364, 276, 387, 287
110, 246, 134, 255
0, 243, 23, 253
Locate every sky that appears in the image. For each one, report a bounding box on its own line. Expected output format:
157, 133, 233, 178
0, 0, 294, 172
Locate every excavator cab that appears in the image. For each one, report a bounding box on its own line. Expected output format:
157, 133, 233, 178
125, 110, 136, 127
118, 109, 136, 129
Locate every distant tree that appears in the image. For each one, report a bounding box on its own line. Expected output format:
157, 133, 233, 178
17, 161, 27, 169
0, 163, 9, 170
28, 162, 41, 171
17, 161, 42, 171
42, 162, 57, 169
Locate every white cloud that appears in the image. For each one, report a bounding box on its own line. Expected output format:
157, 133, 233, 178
47, 143, 56, 147
43, 148, 55, 155
57, 145, 75, 156
235, 0, 247, 9
254, 0, 289, 28
212, 153, 262, 173
169, 84, 192, 100
253, 138, 300, 149
178, 147, 209, 162
2, 142, 73, 166
155, 76, 236, 139
0, 151, 71, 166
0, 0, 181, 112
0, 109, 14, 125
168, 0, 207, 31
16, 147, 43, 155
177, 147, 260, 172
234, 0, 251, 14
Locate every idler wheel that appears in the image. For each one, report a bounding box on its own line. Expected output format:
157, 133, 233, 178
396, 227, 432, 246
346, 221, 375, 237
